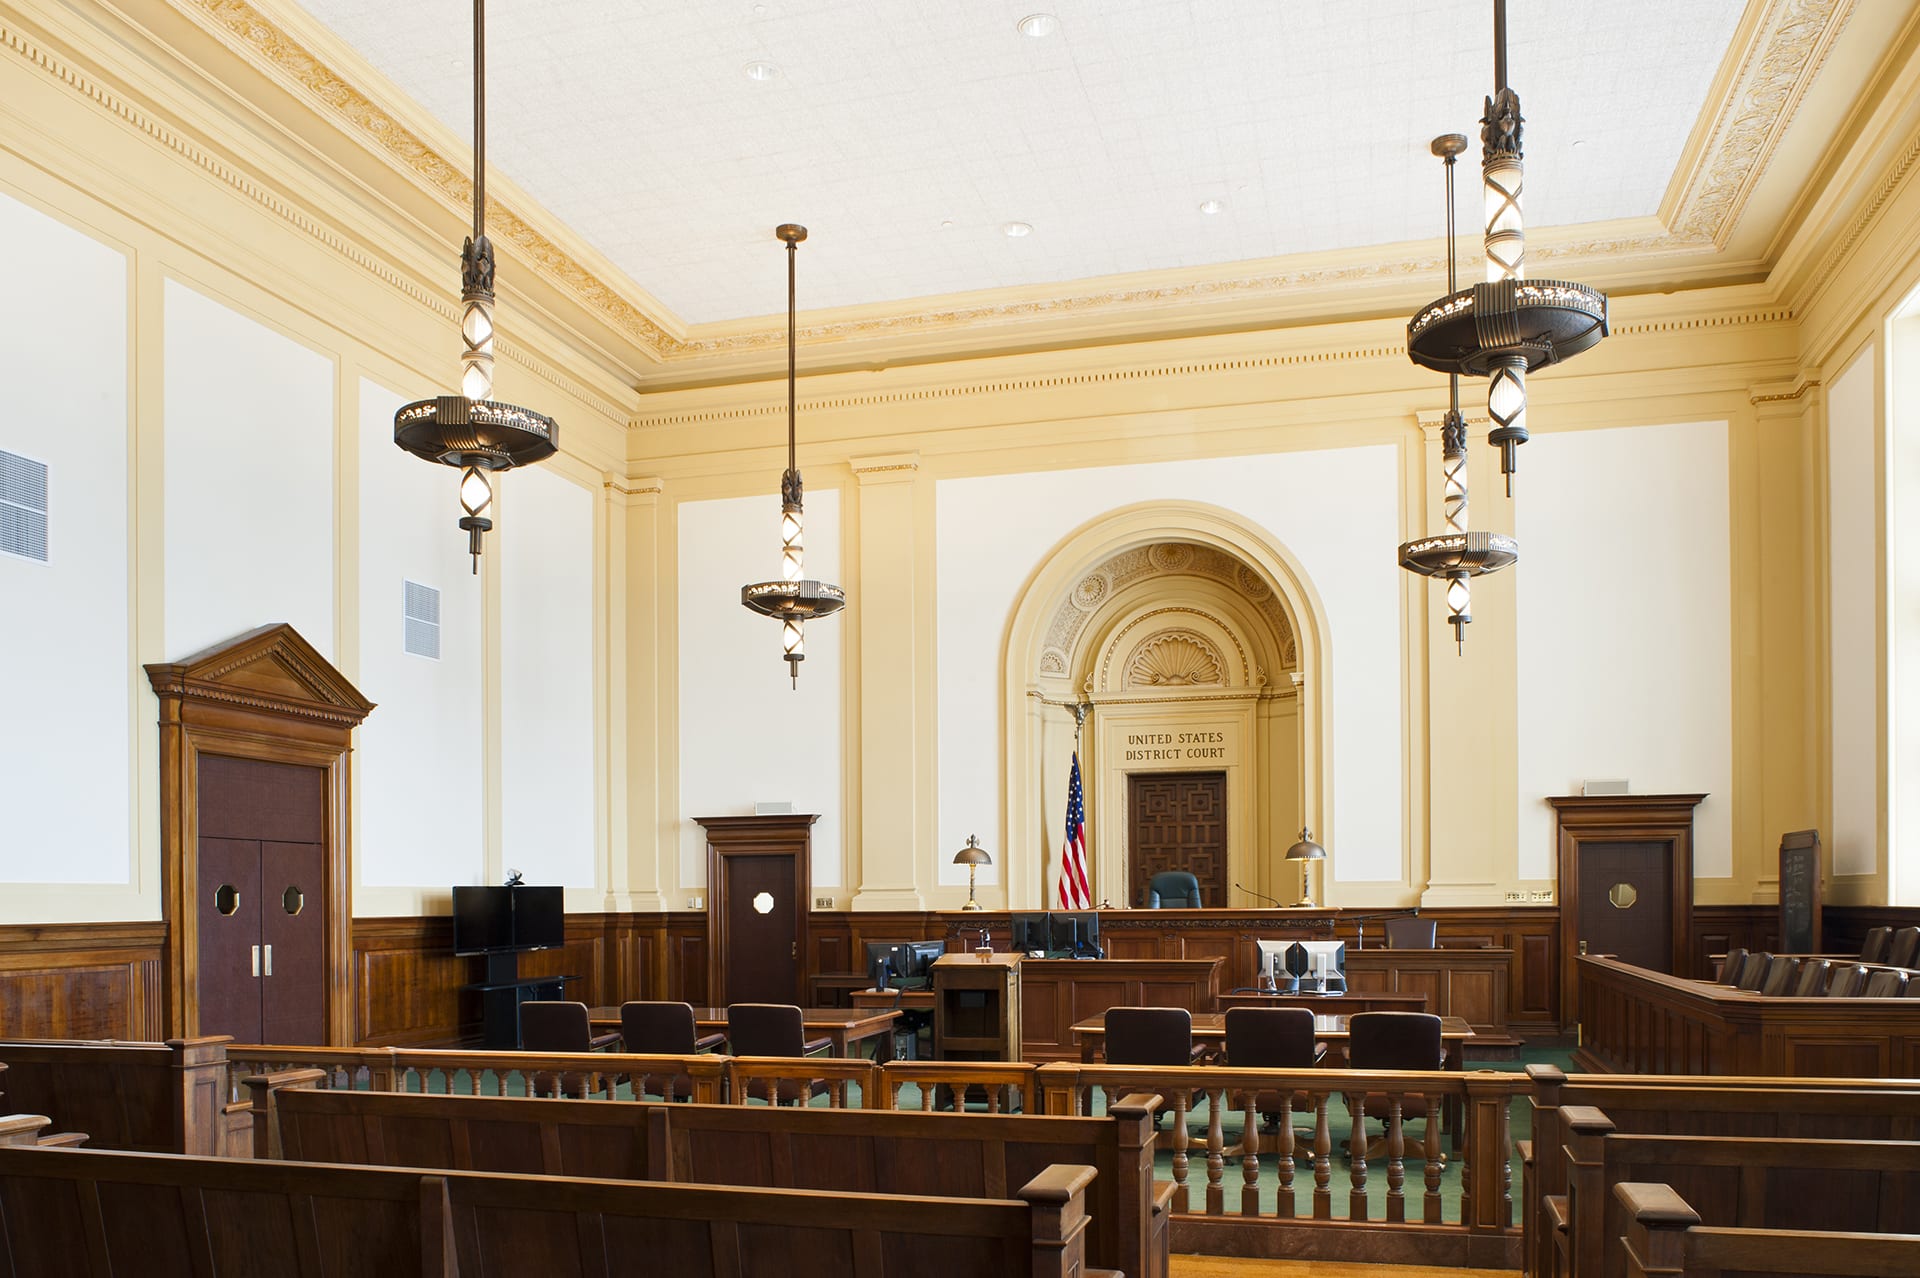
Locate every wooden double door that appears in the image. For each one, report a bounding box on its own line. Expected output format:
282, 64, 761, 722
195, 754, 327, 1044
1128, 771, 1228, 907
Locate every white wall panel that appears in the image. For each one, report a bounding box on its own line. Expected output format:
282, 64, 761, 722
1515, 421, 1733, 880
677, 490, 844, 887
500, 465, 598, 887
353, 378, 485, 892
936, 447, 1403, 886
1828, 352, 1879, 878
163, 281, 335, 660
0, 192, 131, 885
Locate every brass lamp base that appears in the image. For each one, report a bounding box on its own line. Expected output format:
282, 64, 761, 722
1290, 893, 1318, 909
961, 865, 982, 910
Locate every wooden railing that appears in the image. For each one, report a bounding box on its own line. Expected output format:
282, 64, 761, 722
1618, 1181, 1920, 1278
227, 1044, 726, 1103
880, 1061, 1038, 1113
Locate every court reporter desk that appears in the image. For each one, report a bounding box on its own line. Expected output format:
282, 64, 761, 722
1017, 956, 1224, 1063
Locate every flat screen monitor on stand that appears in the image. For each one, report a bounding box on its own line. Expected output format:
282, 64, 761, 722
1047, 911, 1103, 958
1286, 940, 1347, 993
1010, 912, 1051, 956
1253, 938, 1299, 992
866, 939, 945, 990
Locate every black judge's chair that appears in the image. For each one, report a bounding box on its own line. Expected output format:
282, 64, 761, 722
1146, 871, 1204, 908
1383, 917, 1438, 949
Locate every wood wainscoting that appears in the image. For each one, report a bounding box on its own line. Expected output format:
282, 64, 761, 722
0, 921, 166, 1040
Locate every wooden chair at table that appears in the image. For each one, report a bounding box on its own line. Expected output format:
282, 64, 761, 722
1825, 963, 1870, 998
1891, 926, 1920, 969
726, 1003, 831, 1105
1791, 958, 1831, 996
1344, 1011, 1444, 1162
1757, 955, 1802, 996
1863, 968, 1909, 998
1382, 917, 1438, 949
619, 1001, 725, 1100
1860, 927, 1894, 965
517, 1000, 620, 1097
1222, 1006, 1322, 1150
1105, 1007, 1206, 1135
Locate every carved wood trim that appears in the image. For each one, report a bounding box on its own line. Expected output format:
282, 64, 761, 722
146, 624, 374, 1045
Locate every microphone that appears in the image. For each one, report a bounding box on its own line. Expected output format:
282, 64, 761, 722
1235, 882, 1283, 908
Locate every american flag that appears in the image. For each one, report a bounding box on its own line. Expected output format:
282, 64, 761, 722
1057, 752, 1092, 909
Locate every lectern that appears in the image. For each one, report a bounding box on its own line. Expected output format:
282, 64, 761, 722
933, 953, 1022, 1063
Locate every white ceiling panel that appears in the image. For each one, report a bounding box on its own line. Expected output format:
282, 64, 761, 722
292, 0, 1747, 324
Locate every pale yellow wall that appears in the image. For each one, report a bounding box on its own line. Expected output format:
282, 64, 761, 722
4, 0, 1920, 921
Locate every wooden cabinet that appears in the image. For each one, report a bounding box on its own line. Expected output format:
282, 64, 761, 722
933, 953, 1021, 1062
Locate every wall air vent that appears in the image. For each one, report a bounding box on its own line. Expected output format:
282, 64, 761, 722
403, 579, 441, 659
0, 449, 48, 563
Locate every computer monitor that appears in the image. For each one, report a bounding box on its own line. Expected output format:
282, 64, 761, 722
1011, 912, 1051, 954
898, 940, 946, 987
1048, 911, 1102, 958
1286, 940, 1347, 993
1253, 938, 1298, 992
865, 940, 902, 989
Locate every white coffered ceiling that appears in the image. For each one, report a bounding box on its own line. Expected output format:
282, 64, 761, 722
289, 0, 1749, 330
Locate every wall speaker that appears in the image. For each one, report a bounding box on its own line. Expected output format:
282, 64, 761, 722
1581, 779, 1630, 796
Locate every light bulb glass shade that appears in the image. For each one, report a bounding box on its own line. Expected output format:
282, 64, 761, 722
459, 464, 493, 517
782, 618, 803, 658
780, 505, 803, 581
461, 360, 492, 402
1483, 157, 1525, 282
1488, 359, 1527, 438
461, 302, 494, 347
1442, 450, 1468, 534
1445, 574, 1472, 618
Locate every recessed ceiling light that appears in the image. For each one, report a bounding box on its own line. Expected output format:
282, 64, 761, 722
1199, 199, 1226, 215
1017, 13, 1059, 38
743, 60, 780, 82
1002, 221, 1033, 238
939, 219, 956, 230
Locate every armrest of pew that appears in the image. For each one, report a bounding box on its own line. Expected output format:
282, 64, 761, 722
0, 1114, 55, 1147
1517, 1138, 1532, 1166
1615, 1181, 1700, 1278
35, 1131, 89, 1147
1016, 1163, 1099, 1278
242, 1068, 330, 1159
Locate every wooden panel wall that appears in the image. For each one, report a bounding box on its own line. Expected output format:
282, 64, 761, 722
0, 922, 165, 1040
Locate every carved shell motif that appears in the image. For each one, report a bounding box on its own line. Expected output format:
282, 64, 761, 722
1124, 631, 1226, 688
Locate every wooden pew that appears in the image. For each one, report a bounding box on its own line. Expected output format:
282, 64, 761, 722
1523, 1065, 1920, 1278
1553, 1111, 1920, 1278
0, 1037, 245, 1156
248, 1077, 1166, 1278
1617, 1181, 1920, 1278
0, 1145, 1103, 1278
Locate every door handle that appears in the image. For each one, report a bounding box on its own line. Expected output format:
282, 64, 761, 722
791, 942, 797, 959
263, 944, 273, 977
251, 944, 260, 977
1578, 940, 1589, 955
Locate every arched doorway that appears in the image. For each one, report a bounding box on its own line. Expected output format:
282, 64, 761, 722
1001, 503, 1330, 909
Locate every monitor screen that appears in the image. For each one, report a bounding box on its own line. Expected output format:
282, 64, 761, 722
1286, 940, 1347, 990
509, 885, 565, 951
901, 940, 946, 980
1254, 938, 1296, 988
1049, 911, 1101, 957
452, 885, 513, 955
1011, 912, 1050, 953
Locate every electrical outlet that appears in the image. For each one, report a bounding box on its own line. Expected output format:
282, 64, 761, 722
687, 894, 703, 909
814, 895, 835, 909
1529, 889, 1553, 902
1504, 890, 1524, 901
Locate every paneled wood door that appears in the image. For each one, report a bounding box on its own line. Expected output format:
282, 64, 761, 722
698, 814, 815, 1007
1128, 771, 1227, 908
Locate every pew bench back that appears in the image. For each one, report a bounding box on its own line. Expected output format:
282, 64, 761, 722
0, 1037, 240, 1156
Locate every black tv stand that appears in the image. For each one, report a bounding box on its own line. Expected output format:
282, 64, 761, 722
462, 950, 575, 1048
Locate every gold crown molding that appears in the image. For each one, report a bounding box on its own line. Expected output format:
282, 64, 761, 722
1670, 0, 1854, 246
849, 452, 921, 478
175, 0, 1829, 372
1806, 126, 1920, 306
1749, 373, 1824, 405
604, 476, 666, 497
0, 12, 633, 430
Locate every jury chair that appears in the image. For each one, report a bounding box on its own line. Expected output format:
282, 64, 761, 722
1734, 952, 1772, 992
726, 1003, 831, 1105
1825, 964, 1871, 998
1864, 968, 1909, 998
1222, 1007, 1323, 1140
1382, 917, 1438, 949
619, 1001, 725, 1100
1718, 947, 1750, 984
1344, 1012, 1444, 1162
518, 1000, 619, 1053
1891, 927, 1920, 969
1145, 871, 1204, 908
1757, 955, 1802, 996
1104, 1007, 1207, 1065
1861, 927, 1894, 965
1791, 958, 1831, 996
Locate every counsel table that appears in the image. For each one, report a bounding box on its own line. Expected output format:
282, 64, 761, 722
1071, 1012, 1477, 1149
589, 1006, 901, 1061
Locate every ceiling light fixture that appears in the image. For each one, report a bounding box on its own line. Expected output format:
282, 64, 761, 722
1405, 0, 1608, 496
740, 224, 846, 689
1399, 134, 1518, 654
393, 0, 557, 573
743, 60, 780, 82
1002, 221, 1033, 237
1017, 13, 1059, 39
1198, 198, 1226, 215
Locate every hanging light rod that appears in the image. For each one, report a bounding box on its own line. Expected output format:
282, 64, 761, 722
393, 0, 557, 573
741, 224, 845, 688
1404, 0, 1607, 497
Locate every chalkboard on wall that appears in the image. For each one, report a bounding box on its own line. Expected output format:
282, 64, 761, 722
1779, 829, 1822, 954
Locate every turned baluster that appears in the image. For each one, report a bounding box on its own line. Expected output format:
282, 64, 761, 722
1170, 1089, 1192, 1213
1205, 1085, 1226, 1215
1312, 1093, 1333, 1220
1385, 1094, 1406, 1223
1239, 1088, 1261, 1218
1275, 1092, 1297, 1219
1423, 1085, 1445, 1223
1348, 1090, 1370, 1220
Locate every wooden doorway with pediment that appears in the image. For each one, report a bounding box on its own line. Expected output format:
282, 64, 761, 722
1031, 539, 1305, 910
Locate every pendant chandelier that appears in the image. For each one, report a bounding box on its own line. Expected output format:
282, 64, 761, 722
1400, 0, 1608, 651
393, 0, 557, 573
740, 224, 845, 689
